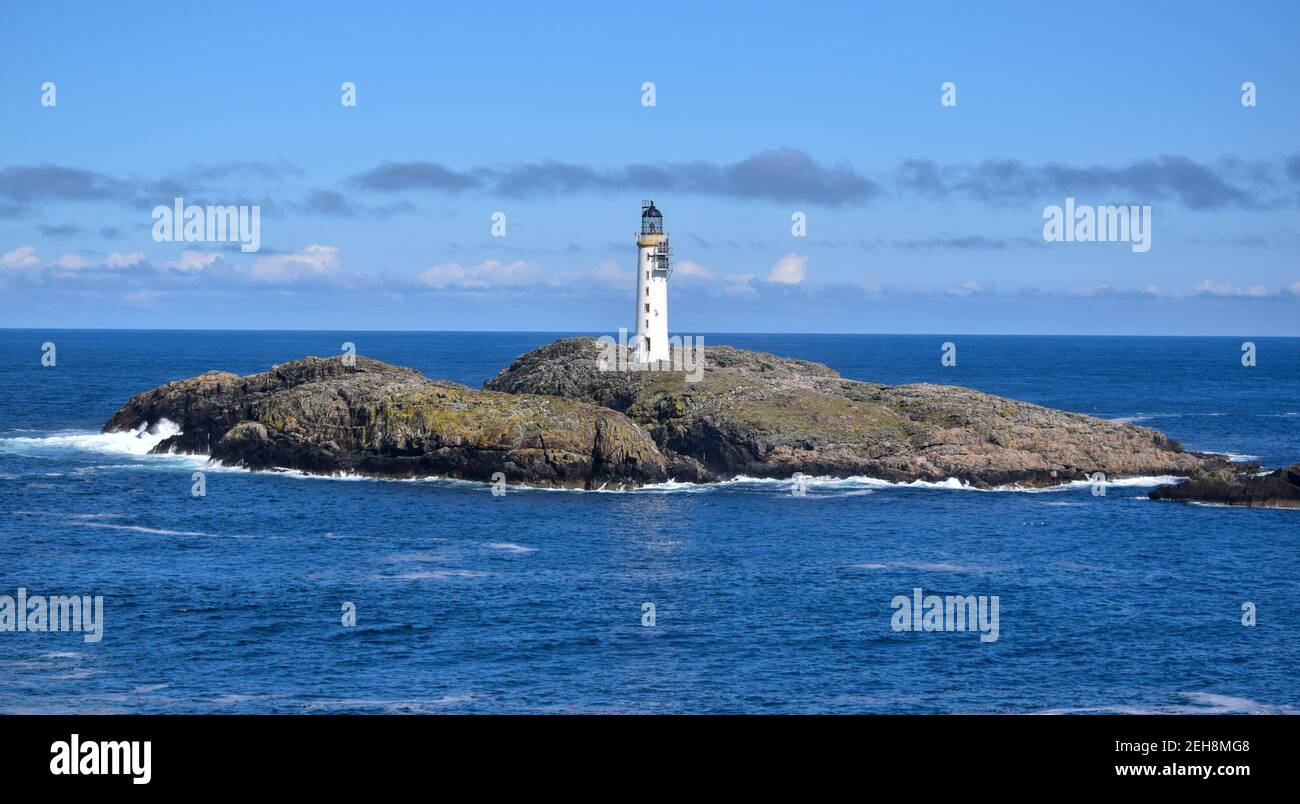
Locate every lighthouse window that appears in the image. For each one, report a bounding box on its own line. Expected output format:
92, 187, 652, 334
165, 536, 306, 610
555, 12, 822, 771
645, 337, 651, 352
645, 271, 650, 280
644, 303, 650, 313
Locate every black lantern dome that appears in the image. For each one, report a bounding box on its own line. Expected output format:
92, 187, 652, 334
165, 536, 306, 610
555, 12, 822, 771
641, 200, 664, 234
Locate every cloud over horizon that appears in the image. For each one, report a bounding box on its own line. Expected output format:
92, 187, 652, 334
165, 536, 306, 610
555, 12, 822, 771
350, 148, 882, 206
4, 151, 1296, 226
345, 150, 1300, 211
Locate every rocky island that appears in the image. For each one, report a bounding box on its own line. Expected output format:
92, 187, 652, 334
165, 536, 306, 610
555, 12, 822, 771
104, 337, 1232, 491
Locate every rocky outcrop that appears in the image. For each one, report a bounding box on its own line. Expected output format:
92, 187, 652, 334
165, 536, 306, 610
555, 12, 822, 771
103, 356, 668, 489
1149, 463, 1300, 509
103, 338, 1232, 489
485, 338, 1225, 488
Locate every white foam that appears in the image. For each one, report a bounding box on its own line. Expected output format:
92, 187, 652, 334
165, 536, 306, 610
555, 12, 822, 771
622, 474, 982, 494
0, 420, 183, 457
483, 542, 537, 553
68, 521, 230, 538
1011, 475, 1183, 493
13, 510, 241, 538
1202, 451, 1260, 463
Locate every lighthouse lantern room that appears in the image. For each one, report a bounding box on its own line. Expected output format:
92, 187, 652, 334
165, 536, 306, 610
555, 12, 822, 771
634, 200, 672, 363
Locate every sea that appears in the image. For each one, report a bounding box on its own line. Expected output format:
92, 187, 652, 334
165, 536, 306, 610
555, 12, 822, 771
1, 331, 1297, 714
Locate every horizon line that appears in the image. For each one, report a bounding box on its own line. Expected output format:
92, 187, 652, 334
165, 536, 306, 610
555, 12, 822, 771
0, 327, 1294, 339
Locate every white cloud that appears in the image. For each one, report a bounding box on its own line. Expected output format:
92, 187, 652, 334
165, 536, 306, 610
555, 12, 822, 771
946, 280, 984, 296
766, 253, 807, 284
418, 259, 540, 289
124, 289, 162, 305
166, 250, 219, 272
590, 259, 628, 286
0, 245, 39, 270
52, 253, 94, 270
673, 259, 713, 280
724, 272, 757, 297
3, 247, 144, 273
250, 244, 340, 282
106, 251, 146, 268
1194, 278, 1269, 297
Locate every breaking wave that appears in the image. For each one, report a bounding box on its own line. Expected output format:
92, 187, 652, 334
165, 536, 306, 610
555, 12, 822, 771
0, 420, 187, 458
594, 474, 1183, 495
483, 542, 538, 553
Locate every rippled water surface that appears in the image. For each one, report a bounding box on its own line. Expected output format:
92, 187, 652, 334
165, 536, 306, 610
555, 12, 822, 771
1, 331, 1297, 713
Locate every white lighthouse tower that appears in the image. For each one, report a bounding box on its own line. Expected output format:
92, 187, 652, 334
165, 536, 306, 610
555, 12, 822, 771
633, 200, 671, 363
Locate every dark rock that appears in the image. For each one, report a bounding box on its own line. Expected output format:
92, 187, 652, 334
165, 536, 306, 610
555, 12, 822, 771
104, 355, 667, 489
1149, 463, 1300, 509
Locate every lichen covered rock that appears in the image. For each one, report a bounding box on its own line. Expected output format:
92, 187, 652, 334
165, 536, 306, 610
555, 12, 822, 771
485, 337, 1224, 488
103, 355, 666, 489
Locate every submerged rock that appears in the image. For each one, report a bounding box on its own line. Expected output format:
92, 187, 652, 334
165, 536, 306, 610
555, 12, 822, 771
104, 338, 1231, 490
1149, 463, 1300, 509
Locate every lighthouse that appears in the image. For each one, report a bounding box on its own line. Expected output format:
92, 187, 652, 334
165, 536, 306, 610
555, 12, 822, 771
633, 200, 672, 363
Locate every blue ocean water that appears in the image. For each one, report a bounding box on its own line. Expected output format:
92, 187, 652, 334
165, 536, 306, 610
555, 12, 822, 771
1, 330, 1297, 714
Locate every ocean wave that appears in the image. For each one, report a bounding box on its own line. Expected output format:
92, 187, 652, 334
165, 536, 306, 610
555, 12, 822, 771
366, 569, 490, 581
1201, 451, 1260, 463
12, 510, 245, 538
1108, 411, 1241, 423
378, 553, 453, 563
68, 521, 229, 537
969, 475, 1179, 493
483, 542, 537, 553
0, 420, 183, 458
301, 694, 475, 713
1035, 692, 1294, 715
579, 473, 1181, 495
851, 560, 1001, 573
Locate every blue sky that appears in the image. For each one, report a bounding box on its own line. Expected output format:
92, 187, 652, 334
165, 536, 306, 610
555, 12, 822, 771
1, 1, 1298, 334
